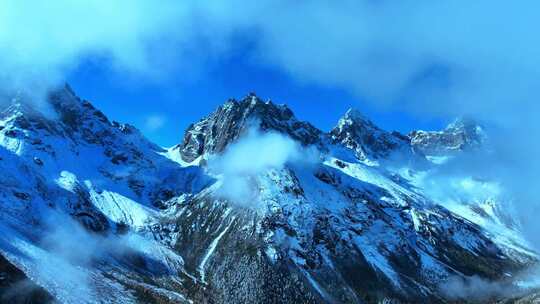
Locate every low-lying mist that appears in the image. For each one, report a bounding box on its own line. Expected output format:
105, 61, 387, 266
207, 128, 317, 205
32, 210, 174, 300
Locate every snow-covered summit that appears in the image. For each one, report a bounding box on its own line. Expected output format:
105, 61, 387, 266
340, 108, 371, 124
330, 107, 416, 162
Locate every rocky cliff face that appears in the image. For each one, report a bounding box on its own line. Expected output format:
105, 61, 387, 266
330, 109, 421, 163
0, 87, 536, 304
409, 118, 486, 156
0, 85, 211, 304
172, 93, 321, 163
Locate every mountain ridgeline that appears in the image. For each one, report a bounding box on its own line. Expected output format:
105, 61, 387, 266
0, 86, 536, 304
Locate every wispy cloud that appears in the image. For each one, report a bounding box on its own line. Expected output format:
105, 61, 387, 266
0, 0, 197, 100
144, 114, 167, 132
208, 128, 305, 205
3, 1, 539, 121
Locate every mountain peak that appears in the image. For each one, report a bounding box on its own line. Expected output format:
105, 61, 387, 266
343, 108, 369, 122
446, 117, 484, 135
175, 94, 321, 162
331, 108, 413, 161
0, 87, 532, 303
0, 84, 162, 153
1, 83, 86, 119
336, 108, 375, 129
409, 117, 486, 156
244, 91, 261, 104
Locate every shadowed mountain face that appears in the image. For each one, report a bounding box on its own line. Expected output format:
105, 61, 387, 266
0, 86, 536, 304
0, 254, 54, 304
173, 93, 322, 163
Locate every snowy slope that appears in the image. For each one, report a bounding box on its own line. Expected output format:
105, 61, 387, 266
0, 86, 210, 303
162, 95, 537, 303
0, 88, 536, 304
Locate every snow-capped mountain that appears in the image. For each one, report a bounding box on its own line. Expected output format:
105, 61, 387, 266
171, 93, 321, 164
0, 86, 536, 304
409, 118, 486, 156
329, 108, 414, 162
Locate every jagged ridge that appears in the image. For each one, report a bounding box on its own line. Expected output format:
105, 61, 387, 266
409, 118, 486, 156
0, 87, 535, 304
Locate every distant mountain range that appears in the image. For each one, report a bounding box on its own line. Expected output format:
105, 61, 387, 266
0, 85, 536, 303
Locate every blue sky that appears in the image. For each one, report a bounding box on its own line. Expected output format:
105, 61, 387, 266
1, 1, 537, 150
67, 48, 445, 147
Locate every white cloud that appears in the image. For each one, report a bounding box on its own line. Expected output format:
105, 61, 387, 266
208, 129, 303, 205
2, 1, 539, 113
440, 275, 516, 302
34, 209, 176, 299
3, 1, 539, 123
0, 0, 209, 101
144, 114, 167, 132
